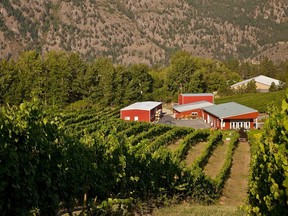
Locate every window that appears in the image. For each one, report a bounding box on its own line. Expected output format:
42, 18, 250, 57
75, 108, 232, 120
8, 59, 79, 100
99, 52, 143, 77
134, 116, 139, 121
230, 120, 250, 129
124, 116, 130, 120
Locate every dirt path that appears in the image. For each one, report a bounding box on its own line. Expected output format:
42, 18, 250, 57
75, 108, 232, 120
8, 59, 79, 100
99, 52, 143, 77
204, 141, 230, 179
167, 138, 183, 152
219, 141, 251, 206
185, 142, 208, 167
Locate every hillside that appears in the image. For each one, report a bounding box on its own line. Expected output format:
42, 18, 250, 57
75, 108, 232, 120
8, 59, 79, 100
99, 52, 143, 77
0, 0, 288, 65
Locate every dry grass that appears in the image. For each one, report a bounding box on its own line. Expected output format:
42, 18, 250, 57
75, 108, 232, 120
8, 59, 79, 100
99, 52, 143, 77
152, 203, 245, 216
218, 141, 250, 206
204, 141, 230, 179
167, 138, 183, 152
185, 142, 208, 167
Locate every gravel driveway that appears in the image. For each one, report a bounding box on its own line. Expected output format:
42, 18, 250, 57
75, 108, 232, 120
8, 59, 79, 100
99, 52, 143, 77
158, 114, 210, 129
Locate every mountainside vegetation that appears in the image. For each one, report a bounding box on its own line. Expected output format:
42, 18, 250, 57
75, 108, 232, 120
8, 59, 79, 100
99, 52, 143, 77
0, 0, 288, 65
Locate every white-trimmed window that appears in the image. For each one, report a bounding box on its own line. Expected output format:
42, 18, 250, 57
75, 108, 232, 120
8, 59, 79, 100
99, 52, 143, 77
134, 116, 139, 121
124, 116, 130, 120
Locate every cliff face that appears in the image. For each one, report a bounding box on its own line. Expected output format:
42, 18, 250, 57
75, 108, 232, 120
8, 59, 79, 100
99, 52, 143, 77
1, 0, 288, 65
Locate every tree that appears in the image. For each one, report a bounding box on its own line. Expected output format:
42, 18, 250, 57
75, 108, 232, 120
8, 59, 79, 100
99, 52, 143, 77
269, 82, 277, 92
43, 51, 71, 106
259, 57, 276, 77
124, 64, 153, 103
224, 58, 240, 73
166, 51, 198, 94
239, 62, 255, 79
0, 59, 16, 103
187, 70, 205, 93
245, 79, 257, 93
91, 58, 115, 106
8, 51, 43, 104
204, 71, 226, 93
66, 52, 87, 103
111, 65, 131, 105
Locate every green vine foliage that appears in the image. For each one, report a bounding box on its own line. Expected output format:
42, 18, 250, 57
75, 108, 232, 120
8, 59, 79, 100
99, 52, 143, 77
0, 100, 93, 215
247, 94, 288, 215
0, 100, 220, 215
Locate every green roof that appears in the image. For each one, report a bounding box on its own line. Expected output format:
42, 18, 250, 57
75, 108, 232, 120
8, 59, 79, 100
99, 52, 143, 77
203, 102, 258, 118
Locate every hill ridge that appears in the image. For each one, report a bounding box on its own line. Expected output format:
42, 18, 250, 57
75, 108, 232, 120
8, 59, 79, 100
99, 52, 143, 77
0, 0, 288, 65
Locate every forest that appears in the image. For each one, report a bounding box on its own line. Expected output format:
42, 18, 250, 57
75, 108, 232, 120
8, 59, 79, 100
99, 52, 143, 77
1, 50, 288, 109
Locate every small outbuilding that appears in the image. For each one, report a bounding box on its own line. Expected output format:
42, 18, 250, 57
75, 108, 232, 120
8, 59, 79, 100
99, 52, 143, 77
120, 101, 162, 122
202, 102, 258, 130
231, 75, 281, 92
173, 101, 214, 119
178, 93, 214, 105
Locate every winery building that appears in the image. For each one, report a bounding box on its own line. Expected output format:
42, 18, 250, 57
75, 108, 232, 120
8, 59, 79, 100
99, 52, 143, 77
173, 101, 214, 119
202, 102, 258, 130
230, 75, 281, 92
120, 101, 162, 122
178, 93, 214, 105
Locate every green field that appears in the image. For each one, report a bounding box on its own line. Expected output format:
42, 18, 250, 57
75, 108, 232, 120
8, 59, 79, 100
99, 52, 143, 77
215, 90, 286, 113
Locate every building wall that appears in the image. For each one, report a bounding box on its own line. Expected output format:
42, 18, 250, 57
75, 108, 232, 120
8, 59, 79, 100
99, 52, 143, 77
120, 104, 162, 122
203, 111, 258, 129
255, 82, 270, 90
121, 110, 150, 122
231, 82, 270, 91
173, 109, 203, 119
226, 112, 258, 120
178, 94, 214, 105
150, 104, 162, 122
223, 119, 255, 130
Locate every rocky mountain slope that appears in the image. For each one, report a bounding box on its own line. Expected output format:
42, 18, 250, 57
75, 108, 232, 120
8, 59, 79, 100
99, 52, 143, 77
0, 0, 288, 65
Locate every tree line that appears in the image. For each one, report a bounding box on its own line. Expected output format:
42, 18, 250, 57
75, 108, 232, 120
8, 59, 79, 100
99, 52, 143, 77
0, 50, 287, 108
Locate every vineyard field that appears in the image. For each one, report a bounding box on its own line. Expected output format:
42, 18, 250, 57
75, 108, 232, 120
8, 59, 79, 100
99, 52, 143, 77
215, 90, 286, 112
2, 93, 288, 215
56, 106, 242, 214
0, 102, 253, 215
